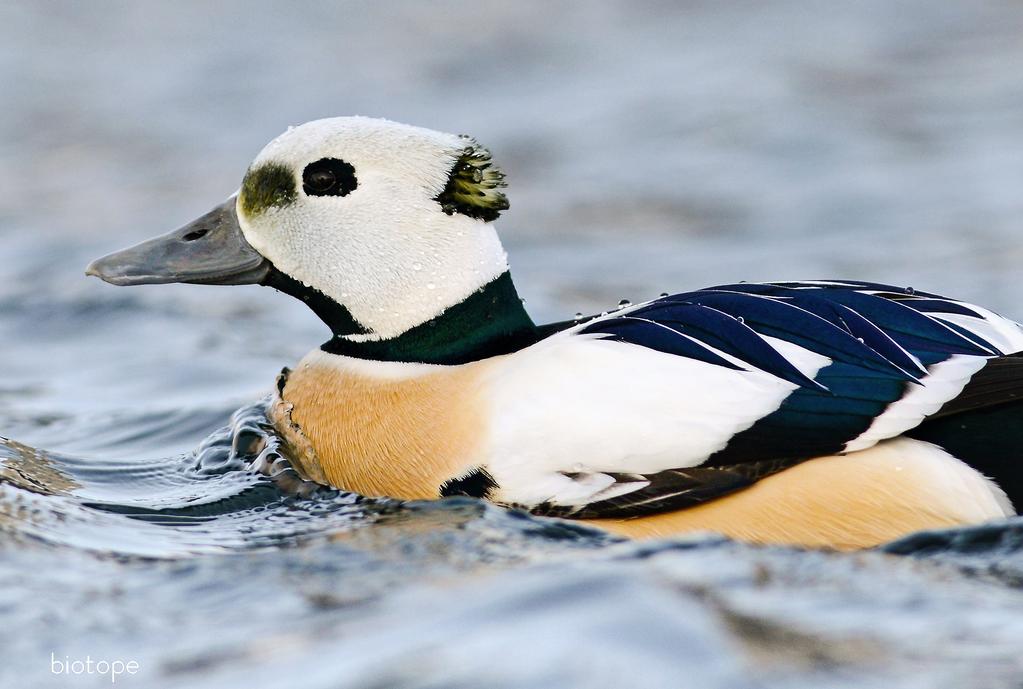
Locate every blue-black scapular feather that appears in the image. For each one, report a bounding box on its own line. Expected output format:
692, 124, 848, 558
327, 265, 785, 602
732, 282, 997, 354
888, 298, 984, 318
547, 282, 1023, 517
800, 289, 998, 356
676, 285, 996, 359
831, 304, 927, 377
612, 302, 825, 389
929, 318, 1002, 354
665, 290, 919, 380
580, 317, 744, 372
714, 284, 991, 344
574, 281, 1011, 469
766, 280, 945, 298
754, 290, 927, 379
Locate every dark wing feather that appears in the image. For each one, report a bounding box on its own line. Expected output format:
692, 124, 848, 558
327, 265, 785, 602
577, 281, 1006, 468
905, 353, 1023, 508
539, 281, 1023, 519
925, 353, 1023, 419
542, 354, 1023, 520
537, 457, 803, 519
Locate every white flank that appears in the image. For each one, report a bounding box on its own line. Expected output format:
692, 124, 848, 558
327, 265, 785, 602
481, 332, 827, 507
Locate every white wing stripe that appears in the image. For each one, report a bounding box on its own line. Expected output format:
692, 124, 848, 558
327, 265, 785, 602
843, 355, 987, 453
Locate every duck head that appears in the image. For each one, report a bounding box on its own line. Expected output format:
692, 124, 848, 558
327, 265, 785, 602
88, 117, 535, 360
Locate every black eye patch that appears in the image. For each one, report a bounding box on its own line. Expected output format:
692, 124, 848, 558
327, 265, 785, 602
302, 158, 358, 197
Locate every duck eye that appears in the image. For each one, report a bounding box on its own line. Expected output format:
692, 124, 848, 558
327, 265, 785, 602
302, 158, 358, 197
306, 169, 335, 191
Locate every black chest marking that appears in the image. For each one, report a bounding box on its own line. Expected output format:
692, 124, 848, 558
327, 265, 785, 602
440, 467, 498, 499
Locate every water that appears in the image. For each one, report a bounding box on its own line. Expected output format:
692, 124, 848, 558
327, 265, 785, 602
2, 1, 1023, 687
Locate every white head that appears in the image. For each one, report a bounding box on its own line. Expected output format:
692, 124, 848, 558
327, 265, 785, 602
236, 117, 511, 339
87, 116, 526, 357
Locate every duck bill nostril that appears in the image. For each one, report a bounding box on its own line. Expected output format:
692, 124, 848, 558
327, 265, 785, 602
86, 197, 271, 287
182, 228, 210, 241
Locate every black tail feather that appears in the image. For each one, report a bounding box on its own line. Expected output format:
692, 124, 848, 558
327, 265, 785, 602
909, 400, 1023, 510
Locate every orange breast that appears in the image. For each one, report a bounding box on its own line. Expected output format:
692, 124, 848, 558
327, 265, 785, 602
273, 351, 493, 500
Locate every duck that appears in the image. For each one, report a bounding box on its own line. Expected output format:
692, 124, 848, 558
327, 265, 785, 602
87, 116, 1023, 550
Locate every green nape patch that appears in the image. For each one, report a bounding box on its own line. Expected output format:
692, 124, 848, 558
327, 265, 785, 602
435, 137, 509, 222
240, 162, 297, 217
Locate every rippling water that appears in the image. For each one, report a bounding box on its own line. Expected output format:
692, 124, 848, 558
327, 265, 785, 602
3, 1, 1023, 687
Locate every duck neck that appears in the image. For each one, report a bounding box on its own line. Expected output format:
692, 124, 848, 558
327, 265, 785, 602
320, 271, 540, 365
263, 265, 370, 337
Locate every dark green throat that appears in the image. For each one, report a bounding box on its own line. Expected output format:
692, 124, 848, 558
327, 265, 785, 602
304, 272, 541, 365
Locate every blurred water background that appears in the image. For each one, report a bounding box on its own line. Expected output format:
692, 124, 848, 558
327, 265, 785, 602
2, 1, 1023, 687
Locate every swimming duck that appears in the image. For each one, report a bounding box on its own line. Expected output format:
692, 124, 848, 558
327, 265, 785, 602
88, 116, 1023, 550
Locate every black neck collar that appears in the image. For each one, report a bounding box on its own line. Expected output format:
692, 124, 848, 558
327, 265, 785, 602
264, 268, 541, 365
